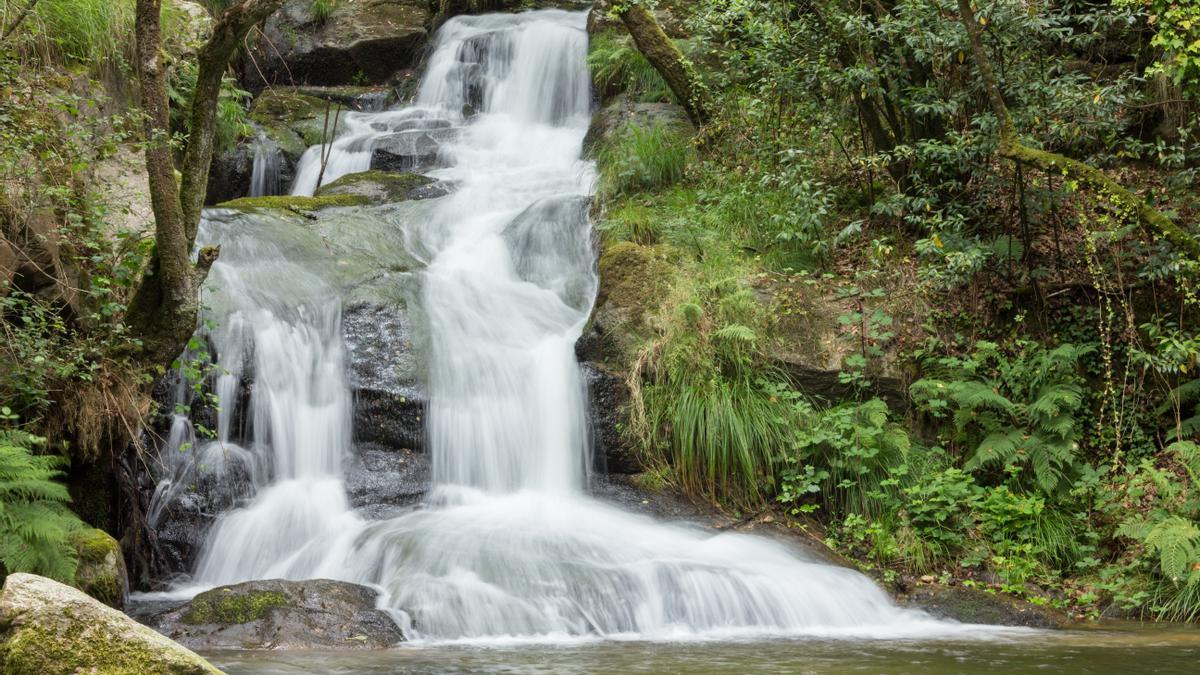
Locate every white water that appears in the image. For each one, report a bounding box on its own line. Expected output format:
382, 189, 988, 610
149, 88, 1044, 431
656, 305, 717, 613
151, 9, 989, 642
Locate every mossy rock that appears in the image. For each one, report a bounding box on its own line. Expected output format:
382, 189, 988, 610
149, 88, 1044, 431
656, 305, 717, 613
70, 528, 127, 609
217, 194, 370, 211
250, 89, 349, 149
902, 583, 1069, 628
316, 170, 435, 204
147, 579, 404, 650
0, 573, 220, 675
592, 240, 675, 360
182, 588, 287, 625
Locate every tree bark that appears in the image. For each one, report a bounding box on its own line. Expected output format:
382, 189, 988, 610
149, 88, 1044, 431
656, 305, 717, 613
616, 2, 711, 126
131, 0, 285, 367
955, 0, 1200, 261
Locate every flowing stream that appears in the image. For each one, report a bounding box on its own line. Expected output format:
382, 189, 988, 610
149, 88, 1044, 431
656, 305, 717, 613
149, 9, 998, 643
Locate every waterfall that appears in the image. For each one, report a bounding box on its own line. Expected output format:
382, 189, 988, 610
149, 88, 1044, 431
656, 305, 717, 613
157, 9, 978, 642
249, 136, 283, 197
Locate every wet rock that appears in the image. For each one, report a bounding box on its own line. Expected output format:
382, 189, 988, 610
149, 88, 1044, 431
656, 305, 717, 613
147, 579, 404, 649
243, 0, 431, 91
343, 302, 426, 451
369, 129, 452, 173
70, 528, 129, 609
346, 444, 430, 518
0, 573, 219, 674
582, 362, 640, 474
216, 194, 371, 211
206, 140, 258, 204
292, 85, 399, 112
901, 584, 1068, 628
316, 170, 435, 204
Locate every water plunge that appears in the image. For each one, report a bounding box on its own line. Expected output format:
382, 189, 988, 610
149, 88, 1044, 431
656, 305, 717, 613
153, 9, 976, 641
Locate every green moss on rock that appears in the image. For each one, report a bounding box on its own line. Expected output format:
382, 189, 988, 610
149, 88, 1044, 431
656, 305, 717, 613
316, 170, 434, 204
69, 528, 126, 609
182, 587, 288, 625
217, 194, 370, 211
592, 241, 675, 361
0, 573, 219, 675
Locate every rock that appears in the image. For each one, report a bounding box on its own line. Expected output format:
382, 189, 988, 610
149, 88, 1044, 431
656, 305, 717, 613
369, 129, 451, 173
316, 170, 436, 204
250, 88, 350, 156
583, 97, 693, 156
0, 573, 219, 674
589, 241, 674, 362
346, 445, 430, 518
163, 0, 213, 58
206, 140, 258, 205
582, 362, 640, 474
292, 85, 399, 112
901, 584, 1068, 628
147, 579, 404, 649
1, 207, 82, 315
216, 194, 371, 211
70, 528, 128, 609
243, 0, 431, 91
343, 302, 426, 451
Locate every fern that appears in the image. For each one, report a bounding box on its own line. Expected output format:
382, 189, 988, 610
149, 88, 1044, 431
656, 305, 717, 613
0, 429, 86, 582
911, 340, 1091, 495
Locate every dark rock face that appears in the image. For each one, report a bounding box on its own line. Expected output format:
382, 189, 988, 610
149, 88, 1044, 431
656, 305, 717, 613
369, 129, 453, 173
346, 444, 430, 518
343, 302, 426, 452
901, 584, 1068, 628
583, 362, 640, 475
242, 0, 431, 92
145, 579, 405, 649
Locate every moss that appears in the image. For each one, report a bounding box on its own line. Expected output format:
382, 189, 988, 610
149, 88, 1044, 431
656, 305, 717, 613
315, 170, 434, 203
69, 528, 125, 609
0, 615, 218, 675
217, 194, 370, 211
182, 588, 289, 625
249, 90, 339, 126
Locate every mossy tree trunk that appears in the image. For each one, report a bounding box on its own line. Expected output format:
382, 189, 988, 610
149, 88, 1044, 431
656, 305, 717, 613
615, 2, 711, 126
130, 0, 285, 368
955, 0, 1200, 260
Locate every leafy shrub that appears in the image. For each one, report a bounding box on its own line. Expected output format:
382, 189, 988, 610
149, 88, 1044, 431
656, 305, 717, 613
168, 61, 253, 155
0, 424, 86, 582
588, 31, 673, 103
911, 340, 1093, 495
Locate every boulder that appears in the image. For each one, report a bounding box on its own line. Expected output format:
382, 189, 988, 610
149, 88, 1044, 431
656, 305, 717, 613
901, 583, 1068, 628
70, 528, 128, 609
368, 129, 450, 173
343, 301, 426, 451
346, 444, 430, 518
583, 97, 692, 157
316, 170, 436, 204
147, 579, 404, 649
163, 0, 213, 58
242, 0, 431, 91
0, 573, 219, 674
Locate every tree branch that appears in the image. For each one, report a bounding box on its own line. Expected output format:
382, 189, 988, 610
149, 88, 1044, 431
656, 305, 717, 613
956, 0, 1200, 261
615, 2, 711, 126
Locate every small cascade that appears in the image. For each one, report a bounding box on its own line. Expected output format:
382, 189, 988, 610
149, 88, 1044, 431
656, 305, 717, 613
151, 8, 986, 643
249, 136, 283, 197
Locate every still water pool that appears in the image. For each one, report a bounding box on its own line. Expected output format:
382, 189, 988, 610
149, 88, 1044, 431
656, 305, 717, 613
206, 624, 1199, 674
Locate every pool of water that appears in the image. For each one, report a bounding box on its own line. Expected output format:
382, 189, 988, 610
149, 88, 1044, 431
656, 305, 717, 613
205, 624, 1199, 674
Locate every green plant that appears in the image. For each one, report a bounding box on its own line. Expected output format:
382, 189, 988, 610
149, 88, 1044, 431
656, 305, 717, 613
911, 340, 1093, 495
311, 0, 336, 24
6, 0, 135, 70
168, 61, 253, 156
0, 424, 86, 582
598, 122, 691, 198
588, 30, 673, 102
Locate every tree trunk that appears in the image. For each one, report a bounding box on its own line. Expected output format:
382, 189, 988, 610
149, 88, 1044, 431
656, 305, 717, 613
955, 0, 1200, 261
131, 0, 285, 367
616, 2, 711, 126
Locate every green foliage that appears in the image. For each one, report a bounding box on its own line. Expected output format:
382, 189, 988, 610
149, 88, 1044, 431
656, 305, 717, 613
588, 31, 673, 103
4, 0, 135, 70
598, 122, 691, 198
311, 0, 337, 24
1118, 0, 1200, 98
911, 341, 1093, 495
0, 424, 86, 582
168, 61, 253, 156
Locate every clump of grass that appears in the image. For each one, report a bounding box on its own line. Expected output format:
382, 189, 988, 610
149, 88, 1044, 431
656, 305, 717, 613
630, 261, 795, 507
598, 122, 692, 198
6, 0, 135, 69
311, 0, 336, 24
588, 31, 673, 103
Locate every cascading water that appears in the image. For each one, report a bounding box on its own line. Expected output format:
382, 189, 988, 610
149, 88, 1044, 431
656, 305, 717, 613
248, 135, 283, 197
154, 9, 988, 642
